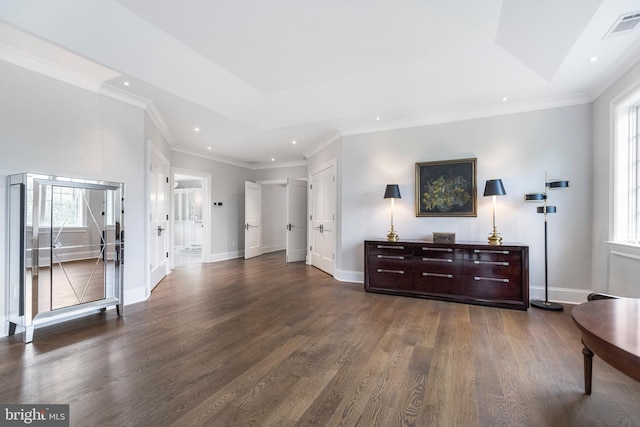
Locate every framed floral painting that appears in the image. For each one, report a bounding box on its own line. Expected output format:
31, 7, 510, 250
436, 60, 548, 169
415, 158, 477, 217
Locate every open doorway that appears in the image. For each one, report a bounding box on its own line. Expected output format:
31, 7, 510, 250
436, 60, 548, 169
172, 170, 210, 268
248, 179, 307, 263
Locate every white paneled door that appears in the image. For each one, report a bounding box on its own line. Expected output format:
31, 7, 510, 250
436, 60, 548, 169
286, 178, 308, 263
244, 181, 262, 259
310, 164, 336, 275
149, 150, 170, 291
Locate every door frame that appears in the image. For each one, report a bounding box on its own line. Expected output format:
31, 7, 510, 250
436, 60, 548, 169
308, 159, 337, 274
256, 178, 308, 262
171, 167, 211, 267
285, 178, 308, 263
244, 181, 262, 259
146, 142, 171, 296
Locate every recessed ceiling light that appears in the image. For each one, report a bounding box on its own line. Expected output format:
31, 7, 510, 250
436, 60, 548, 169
502, 97, 508, 102
292, 140, 297, 145
590, 56, 599, 63
271, 158, 275, 162
194, 127, 200, 132
207, 146, 212, 150
123, 81, 130, 86
376, 117, 381, 121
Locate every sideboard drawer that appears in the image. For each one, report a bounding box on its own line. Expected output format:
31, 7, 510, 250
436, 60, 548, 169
414, 271, 462, 295
464, 259, 521, 279
368, 265, 413, 290
462, 276, 523, 300
368, 243, 412, 256
414, 257, 462, 274
369, 256, 412, 272
414, 245, 462, 260
464, 248, 521, 263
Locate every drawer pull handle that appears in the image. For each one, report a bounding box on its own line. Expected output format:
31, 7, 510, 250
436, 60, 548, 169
377, 245, 405, 250
423, 273, 453, 279
377, 255, 405, 260
422, 247, 453, 252
473, 261, 509, 266
422, 258, 453, 263
474, 276, 509, 283
377, 269, 404, 274
474, 249, 510, 255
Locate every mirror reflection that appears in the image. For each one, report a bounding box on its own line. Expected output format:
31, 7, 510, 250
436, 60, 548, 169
26, 179, 121, 313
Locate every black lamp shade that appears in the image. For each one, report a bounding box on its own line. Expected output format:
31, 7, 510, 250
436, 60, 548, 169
537, 205, 557, 214
525, 193, 546, 202
483, 179, 506, 197
548, 180, 570, 189
384, 184, 401, 199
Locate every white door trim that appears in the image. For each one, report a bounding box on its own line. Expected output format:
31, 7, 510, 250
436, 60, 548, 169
171, 167, 211, 266
286, 178, 308, 263
308, 159, 337, 274
146, 141, 171, 297
244, 181, 263, 259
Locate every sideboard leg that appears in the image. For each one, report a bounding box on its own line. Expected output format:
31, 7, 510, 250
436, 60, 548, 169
582, 345, 594, 395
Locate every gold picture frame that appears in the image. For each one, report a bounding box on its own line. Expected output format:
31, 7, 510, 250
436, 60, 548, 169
415, 158, 477, 217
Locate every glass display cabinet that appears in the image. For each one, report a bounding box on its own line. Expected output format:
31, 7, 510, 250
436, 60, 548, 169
7, 173, 125, 343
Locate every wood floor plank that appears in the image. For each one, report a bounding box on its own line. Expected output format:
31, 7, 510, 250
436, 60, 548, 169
2, 251, 640, 427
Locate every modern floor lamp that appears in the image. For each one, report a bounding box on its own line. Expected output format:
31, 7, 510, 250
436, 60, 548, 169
524, 172, 570, 311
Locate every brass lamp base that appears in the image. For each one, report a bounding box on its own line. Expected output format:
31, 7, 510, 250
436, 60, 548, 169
487, 227, 503, 245
387, 228, 399, 242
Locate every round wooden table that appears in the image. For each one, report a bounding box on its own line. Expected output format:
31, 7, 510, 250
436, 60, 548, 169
572, 298, 640, 394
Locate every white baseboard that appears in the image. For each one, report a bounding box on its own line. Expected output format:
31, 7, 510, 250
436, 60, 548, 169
529, 285, 591, 305
125, 286, 148, 306
209, 251, 243, 262
334, 269, 363, 283
262, 244, 285, 254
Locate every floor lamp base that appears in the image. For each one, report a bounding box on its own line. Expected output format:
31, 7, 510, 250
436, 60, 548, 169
531, 299, 564, 311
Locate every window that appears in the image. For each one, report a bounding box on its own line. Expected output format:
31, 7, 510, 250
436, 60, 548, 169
614, 87, 640, 244
26, 183, 86, 228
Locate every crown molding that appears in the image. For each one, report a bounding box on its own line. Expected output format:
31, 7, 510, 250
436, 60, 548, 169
303, 131, 342, 159
588, 48, 640, 102
98, 83, 149, 109
0, 42, 103, 93
144, 102, 174, 146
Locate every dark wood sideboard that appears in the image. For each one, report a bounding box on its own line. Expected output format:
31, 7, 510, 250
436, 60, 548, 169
364, 240, 529, 310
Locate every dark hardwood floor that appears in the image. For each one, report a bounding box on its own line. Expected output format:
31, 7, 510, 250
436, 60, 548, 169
1, 251, 639, 426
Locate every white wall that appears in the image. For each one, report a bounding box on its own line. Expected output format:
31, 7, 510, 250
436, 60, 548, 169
261, 184, 286, 253
255, 164, 308, 255
336, 105, 593, 303
0, 60, 147, 336
592, 60, 640, 297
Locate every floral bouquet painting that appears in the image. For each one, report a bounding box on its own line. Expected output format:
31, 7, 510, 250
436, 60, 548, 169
415, 158, 477, 217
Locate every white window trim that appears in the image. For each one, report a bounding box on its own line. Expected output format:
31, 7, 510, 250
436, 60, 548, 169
612, 84, 640, 244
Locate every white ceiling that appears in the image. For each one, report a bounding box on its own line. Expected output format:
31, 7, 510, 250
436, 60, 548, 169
1, 0, 640, 167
